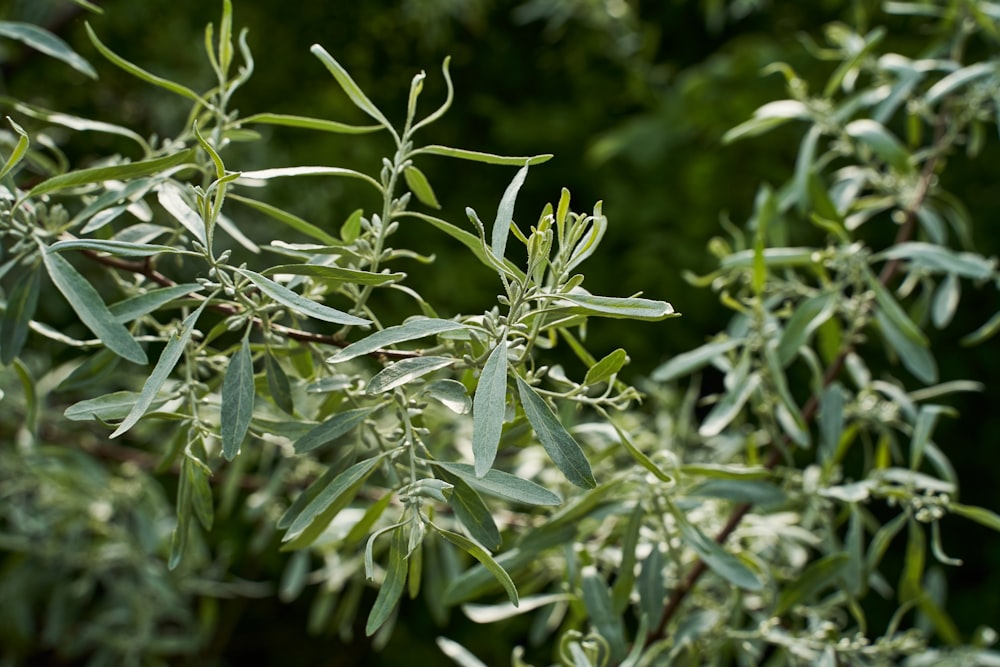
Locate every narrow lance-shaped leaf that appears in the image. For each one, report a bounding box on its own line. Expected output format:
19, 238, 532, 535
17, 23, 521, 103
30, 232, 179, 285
110, 300, 209, 438
699, 372, 762, 438
0, 263, 40, 364
435, 525, 518, 606
473, 342, 508, 478
411, 145, 552, 166
650, 338, 743, 383
675, 510, 763, 591
221, 335, 255, 461
28, 148, 196, 198
0, 116, 29, 179
236, 268, 370, 326
85, 23, 203, 102
185, 456, 214, 531
875, 310, 938, 383
401, 211, 526, 281
492, 163, 528, 260
330, 317, 469, 362
555, 292, 676, 321
515, 375, 596, 489
774, 553, 850, 616
42, 249, 147, 365
366, 526, 408, 636
433, 462, 561, 506
242, 112, 383, 134
0, 21, 97, 78
309, 44, 393, 131
439, 472, 501, 551
108, 283, 204, 323
294, 406, 379, 454
48, 239, 185, 258
283, 456, 383, 542
265, 350, 294, 415
581, 568, 627, 661
366, 356, 456, 394
237, 165, 383, 193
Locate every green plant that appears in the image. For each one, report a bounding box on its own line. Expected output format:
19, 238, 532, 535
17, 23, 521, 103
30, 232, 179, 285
2, 1, 1000, 666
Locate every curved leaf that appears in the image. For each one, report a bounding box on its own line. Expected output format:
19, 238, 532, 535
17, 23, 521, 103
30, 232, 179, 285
221, 335, 255, 460
0, 21, 96, 78
366, 356, 456, 394
237, 268, 370, 326
330, 318, 469, 362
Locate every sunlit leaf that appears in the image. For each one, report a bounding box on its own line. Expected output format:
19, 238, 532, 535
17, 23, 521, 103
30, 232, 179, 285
433, 462, 561, 506
110, 300, 209, 438
473, 343, 508, 477
516, 375, 596, 489
330, 318, 468, 362
237, 268, 370, 326
0, 21, 97, 79
367, 356, 456, 394
366, 526, 408, 636
436, 526, 518, 606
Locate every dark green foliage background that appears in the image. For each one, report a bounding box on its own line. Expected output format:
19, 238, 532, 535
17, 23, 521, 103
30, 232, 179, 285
2, 0, 999, 663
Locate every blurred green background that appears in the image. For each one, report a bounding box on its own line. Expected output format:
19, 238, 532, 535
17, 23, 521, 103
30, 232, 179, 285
2, 0, 999, 664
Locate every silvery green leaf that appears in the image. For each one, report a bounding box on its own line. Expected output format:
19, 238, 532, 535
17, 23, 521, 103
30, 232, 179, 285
777, 292, 837, 366
435, 526, 518, 607
433, 462, 561, 506
650, 338, 742, 383
86, 23, 202, 101
264, 263, 404, 286
473, 343, 508, 477
265, 351, 294, 415
877, 242, 996, 280
42, 249, 147, 365
441, 474, 501, 550
555, 292, 676, 321
310, 44, 393, 130
110, 300, 209, 438
237, 165, 382, 192
515, 375, 596, 489
698, 372, 761, 437
581, 568, 627, 661
412, 145, 552, 165
492, 163, 528, 260
774, 553, 849, 615
932, 273, 960, 329
0, 116, 29, 179
424, 379, 471, 414
436, 638, 489, 667
366, 356, 456, 394
330, 318, 467, 362
48, 238, 184, 258
29, 148, 195, 198
0, 262, 39, 364
108, 283, 203, 323
688, 479, 786, 506
404, 165, 441, 209
722, 99, 811, 143
676, 512, 763, 591
64, 390, 166, 422
293, 406, 379, 454
366, 527, 408, 636
157, 181, 206, 245
845, 119, 913, 173
237, 268, 370, 326
242, 112, 382, 134
283, 456, 382, 543
221, 335, 254, 461
875, 310, 937, 383
0, 21, 97, 78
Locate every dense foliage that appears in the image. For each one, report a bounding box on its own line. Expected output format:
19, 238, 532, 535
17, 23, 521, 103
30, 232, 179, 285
2, 1, 1000, 666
